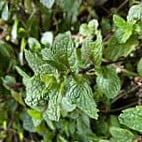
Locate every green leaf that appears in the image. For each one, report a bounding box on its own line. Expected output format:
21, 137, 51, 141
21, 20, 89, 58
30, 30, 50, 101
119, 106, 142, 133
43, 90, 61, 121
113, 15, 126, 28
53, 32, 74, 59
66, 80, 98, 119
61, 97, 76, 112
52, 32, 75, 68
16, 66, 30, 85
28, 37, 41, 51
110, 127, 135, 142
27, 109, 42, 119
24, 75, 48, 109
96, 67, 121, 99
20, 112, 35, 132
113, 15, 133, 43
25, 50, 53, 74
11, 91, 25, 106
137, 58, 142, 76
81, 30, 103, 68
127, 3, 142, 23
0, 40, 14, 58
79, 19, 99, 37
104, 36, 138, 61
40, 0, 55, 9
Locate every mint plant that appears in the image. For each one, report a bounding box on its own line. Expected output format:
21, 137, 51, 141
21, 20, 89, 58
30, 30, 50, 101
1, 0, 142, 141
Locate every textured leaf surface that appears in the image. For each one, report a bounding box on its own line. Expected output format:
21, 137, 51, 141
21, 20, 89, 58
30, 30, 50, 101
43, 90, 61, 121
79, 19, 99, 37
119, 106, 142, 133
24, 75, 48, 109
137, 58, 142, 76
53, 32, 74, 59
66, 80, 98, 119
52, 32, 75, 69
81, 31, 103, 67
110, 127, 135, 142
25, 50, 53, 74
96, 67, 120, 99
127, 3, 142, 23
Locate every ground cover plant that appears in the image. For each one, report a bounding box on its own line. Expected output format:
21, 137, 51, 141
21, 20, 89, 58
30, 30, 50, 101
1, 0, 142, 141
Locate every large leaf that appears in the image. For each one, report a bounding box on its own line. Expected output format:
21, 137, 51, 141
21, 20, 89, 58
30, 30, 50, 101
119, 106, 142, 133
110, 127, 135, 142
24, 75, 48, 109
25, 50, 53, 74
96, 67, 121, 99
43, 87, 61, 121
137, 58, 142, 76
66, 80, 98, 119
104, 36, 138, 61
40, 0, 55, 9
127, 3, 142, 23
53, 32, 74, 59
52, 32, 75, 69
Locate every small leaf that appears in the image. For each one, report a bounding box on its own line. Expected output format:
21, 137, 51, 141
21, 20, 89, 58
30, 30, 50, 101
79, 19, 99, 37
96, 67, 121, 99
113, 15, 133, 43
119, 106, 142, 133
127, 3, 142, 23
11, 91, 25, 106
40, 0, 55, 9
28, 37, 41, 51
27, 109, 42, 119
110, 127, 135, 142
113, 15, 126, 28
137, 58, 142, 76
66, 80, 98, 119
